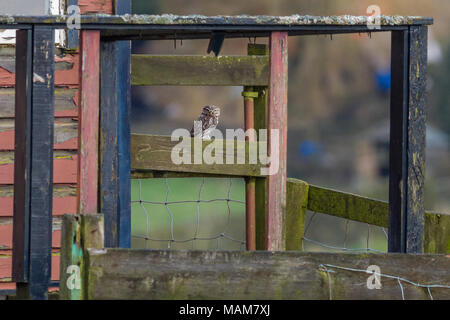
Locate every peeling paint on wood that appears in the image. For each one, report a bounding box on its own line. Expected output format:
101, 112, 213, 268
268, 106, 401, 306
266, 32, 288, 251
77, 30, 100, 214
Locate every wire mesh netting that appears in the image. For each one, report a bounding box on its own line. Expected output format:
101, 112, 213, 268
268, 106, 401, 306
131, 177, 246, 250
131, 177, 388, 253
302, 210, 388, 253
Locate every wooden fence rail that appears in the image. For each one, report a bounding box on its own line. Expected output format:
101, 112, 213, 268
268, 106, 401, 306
59, 214, 450, 300
286, 178, 450, 254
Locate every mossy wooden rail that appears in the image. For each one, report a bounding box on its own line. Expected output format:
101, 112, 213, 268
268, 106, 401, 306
59, 213, 450, 300
286, 178, 450, 254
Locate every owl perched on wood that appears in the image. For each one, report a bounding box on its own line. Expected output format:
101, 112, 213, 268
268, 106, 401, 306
190, 105, 221, 140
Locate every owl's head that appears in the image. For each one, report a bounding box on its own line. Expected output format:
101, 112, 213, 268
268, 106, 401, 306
202, 105, 220, 118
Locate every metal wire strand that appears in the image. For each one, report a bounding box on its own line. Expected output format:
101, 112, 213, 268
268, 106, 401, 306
131, 178, 246, 249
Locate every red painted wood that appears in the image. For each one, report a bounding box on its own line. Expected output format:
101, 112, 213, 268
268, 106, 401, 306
0, 157, 77, 184
0, 130, 77, 150
79, 0, 113, 14
0, 225, 61, 249
0, 54, 79, 87
265, 32, 288, 251
0, 254, 60, 281
77, 30, 100, 214
0, 196, 77, 217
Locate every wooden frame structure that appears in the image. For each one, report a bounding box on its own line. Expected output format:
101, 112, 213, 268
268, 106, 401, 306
0, 13, 436, 299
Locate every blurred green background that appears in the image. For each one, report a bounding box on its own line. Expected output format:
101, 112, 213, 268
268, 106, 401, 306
129, 0, 450, 251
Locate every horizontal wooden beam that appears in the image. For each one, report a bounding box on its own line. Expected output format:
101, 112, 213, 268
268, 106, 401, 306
131, 55, 269, 86
286, 179, 450, 253
131, 134, 262, 177
307, 184, 389, 227
85, 249, 450, 300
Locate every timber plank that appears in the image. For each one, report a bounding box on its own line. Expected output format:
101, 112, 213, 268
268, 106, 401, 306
0, 88, 78, 118
85, 249, 450, 300
131, 134, 262, 177
0, 120, 78, 150
131, 55, 269, 86
77, 30, 100, 214
0, 153, 78, 184
266, 32, 288, 250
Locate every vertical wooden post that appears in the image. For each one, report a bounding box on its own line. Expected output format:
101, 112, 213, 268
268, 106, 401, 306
266, 32, 288, 251
77, 30, 100, 214
100, 41, 120, 248
248, 43, 268, 250
13, 26, 55, 299
405, 26, 428, 253
388, 30, 408, 253
285, 178, 308, 250
59, 214, 104, 300
12, 29, 32, 284
243, 87, 257, 250
66, 0, 79, 49
99, 0, 132, 248
389, 27, 428, 253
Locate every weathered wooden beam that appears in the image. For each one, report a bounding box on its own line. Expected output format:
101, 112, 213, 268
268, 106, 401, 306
286, 178, 308, 250
131, 134, 262, 177
248, 43, 269, 250
389, 26, 428, 254
13, 26, 56, 300
85, 249, 450, 300
131, 55, 269, 86
100, 40, 120, 248
405, 26, 428, 253
12, 29, 32, 284
77, 30, 100, 214
307, 184, 389, 227
266, 32, 288, 251
293, 180, 449, 253
59, 214, 104, 300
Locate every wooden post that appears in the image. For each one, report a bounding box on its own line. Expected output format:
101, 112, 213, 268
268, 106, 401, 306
100, 41, 120, 248
266, 32, 288, 251
13, 26, 55, 299
389, 27, 428, 253
286, 178, 308, 250
248, 43, 268, 250
77, 30, 100, 214
243, 87, 258, 250
59, 214, 104, 300
12, 29, 32, 284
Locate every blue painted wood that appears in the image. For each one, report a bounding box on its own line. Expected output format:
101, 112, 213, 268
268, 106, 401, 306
99, 0, 132, 248
100, 40, 119, 248
27, 26, 55, 300
66, 0, 79, 49
116, 0, 132, 248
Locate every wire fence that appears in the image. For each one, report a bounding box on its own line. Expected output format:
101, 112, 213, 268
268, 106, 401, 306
318, 263, 450, 300
131, 177, 389, 253
131, 177, 246, 250
302, 210, 388, 253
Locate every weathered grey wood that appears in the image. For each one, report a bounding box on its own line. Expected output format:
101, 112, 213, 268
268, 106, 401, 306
0, 88, 77, 118
59, 214, 104, 300
131, 55, 269, 86
85, 249, 450, 300
131, 134, 262, 177
405, 25, 428, 253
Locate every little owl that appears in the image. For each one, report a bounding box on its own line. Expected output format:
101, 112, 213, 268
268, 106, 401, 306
190, 105, 220, 140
